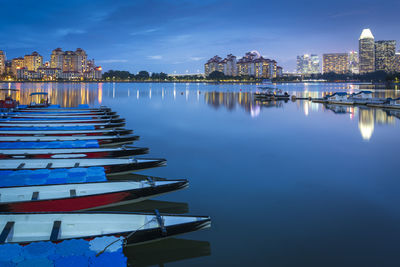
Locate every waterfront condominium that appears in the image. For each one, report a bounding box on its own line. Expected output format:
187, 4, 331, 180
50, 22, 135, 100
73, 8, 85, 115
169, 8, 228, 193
394, 52, 400, 73
24, 51, 43, 71
204, 51, 282, 78
359, 29, 375, 74
11, 57, 25, 75
323, 53, 349, 74
204, 56, 223, 76
0, 51, 5, 75
50, 48, 88, 73
296, 54, 320, 74
375, 40, 396, 72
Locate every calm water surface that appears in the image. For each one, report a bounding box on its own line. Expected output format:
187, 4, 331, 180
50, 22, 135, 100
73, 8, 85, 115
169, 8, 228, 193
2, 82, 400, 266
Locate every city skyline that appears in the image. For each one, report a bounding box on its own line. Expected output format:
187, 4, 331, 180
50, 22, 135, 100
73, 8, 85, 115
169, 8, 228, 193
1, 0, 400, 73
0, 48, 102, 80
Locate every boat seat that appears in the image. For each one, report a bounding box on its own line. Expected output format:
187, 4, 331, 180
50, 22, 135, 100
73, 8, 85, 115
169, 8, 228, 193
17, 163, 25, 170
0, 221, 15, 244
70, 189, 77, 197
154, 209, 167, 236
46, 163, 52, 169
74, 163, 79, 168
31, 191, 39, 200
50, 221, 61, 242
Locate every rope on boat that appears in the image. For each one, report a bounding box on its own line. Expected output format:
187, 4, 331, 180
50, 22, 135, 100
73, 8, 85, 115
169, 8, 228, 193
96, 218, 156, 257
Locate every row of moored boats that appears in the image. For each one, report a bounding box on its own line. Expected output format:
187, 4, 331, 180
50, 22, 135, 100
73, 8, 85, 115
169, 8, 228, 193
313, 91, 400, 109
0, 94, 210, 248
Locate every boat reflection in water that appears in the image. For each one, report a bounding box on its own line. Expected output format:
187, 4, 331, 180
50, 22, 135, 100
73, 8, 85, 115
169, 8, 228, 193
92, 172, 198, 264
125, 238, 211, 267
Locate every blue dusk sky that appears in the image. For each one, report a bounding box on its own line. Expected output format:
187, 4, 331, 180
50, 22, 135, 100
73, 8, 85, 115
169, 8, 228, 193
1, 0, 399, 73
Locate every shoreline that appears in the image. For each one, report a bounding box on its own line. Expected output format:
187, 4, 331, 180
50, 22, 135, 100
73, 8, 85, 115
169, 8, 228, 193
0, 80, 397, 85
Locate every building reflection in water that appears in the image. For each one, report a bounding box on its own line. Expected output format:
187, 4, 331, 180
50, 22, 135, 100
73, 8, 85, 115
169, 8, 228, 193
323, 103, 396, 141
2, 82, 101, 107
203, 91, 283, 118
358, 109, 375, 141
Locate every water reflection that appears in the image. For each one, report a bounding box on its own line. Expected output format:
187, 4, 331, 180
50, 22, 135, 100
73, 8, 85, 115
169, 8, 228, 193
322, 103, 396, 141
359, 109, 375, 141
0, 82, 101, 107
125, 238, 211, 267
204, 91, 286, 117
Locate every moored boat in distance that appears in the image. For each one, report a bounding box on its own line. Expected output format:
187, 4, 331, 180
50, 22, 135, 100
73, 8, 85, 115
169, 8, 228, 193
0, 211, 211, 245
0, 145, 149, 159
255, 88, 290, 100
366, 97, 400, 110
0, 89, 19, 110
0, 179, 188, 212
27, 92, 50, 108
314, 92, 354, 105
0, 158, 166, 175
348, 91, 387, 105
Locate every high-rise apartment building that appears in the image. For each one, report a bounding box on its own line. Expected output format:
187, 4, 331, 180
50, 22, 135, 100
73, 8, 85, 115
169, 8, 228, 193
296, 54, 320, 74
204, 56, 223, 76
204, 51, 281, 78
50, 48, 88, 73
222, 54, 237, 76
11, 58, 25, 75
359, 29, 375, 73
323, 53, 349, 74
348, 51, 359, 74
375, 40, 396, 72
24, 51, 43, 71
0, 51, 6, 75
237, 51, 259, 76
50, 48, 64, 69
394, 52, 400, 73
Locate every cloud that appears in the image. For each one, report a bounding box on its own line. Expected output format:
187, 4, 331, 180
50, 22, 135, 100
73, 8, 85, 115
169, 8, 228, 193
148, 55, 162, 60
56, 28, 86, 37
130, 28, 161, 36
168, 34, 192, 43
97, 59, 129, 63
189, 57, 204, 61
329, 10, 369, 18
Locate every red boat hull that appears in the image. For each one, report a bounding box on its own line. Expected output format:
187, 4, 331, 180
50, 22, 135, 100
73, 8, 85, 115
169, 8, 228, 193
0, 147, 149, 159
0, 181, 187, 212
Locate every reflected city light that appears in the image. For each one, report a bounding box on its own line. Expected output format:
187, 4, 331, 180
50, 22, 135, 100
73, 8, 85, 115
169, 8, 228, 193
359, 109, 374, 141
98, 83, 102, 104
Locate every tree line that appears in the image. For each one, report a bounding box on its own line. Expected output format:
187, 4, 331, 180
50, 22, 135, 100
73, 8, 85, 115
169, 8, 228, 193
208, 70, 400, 83
102, 70, 169, 81
102, 69, 400, 83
